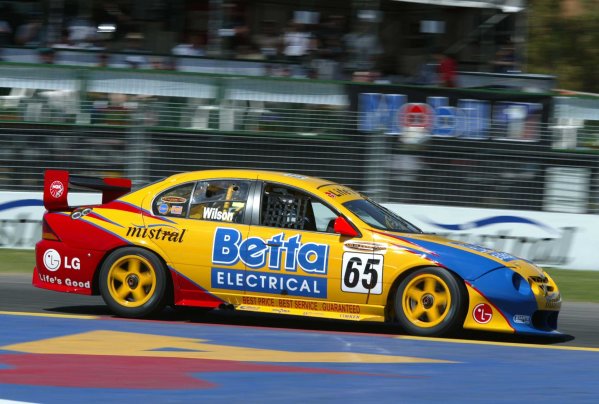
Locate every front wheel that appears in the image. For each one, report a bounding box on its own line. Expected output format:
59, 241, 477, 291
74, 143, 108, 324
394, 267, 467, 337
99, 247, 168, 318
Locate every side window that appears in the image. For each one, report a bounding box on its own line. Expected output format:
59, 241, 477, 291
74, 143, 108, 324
153, 183, 194, 217
189, 180, 250, 223
312, 200, 339, 233
261, 183, 337, 232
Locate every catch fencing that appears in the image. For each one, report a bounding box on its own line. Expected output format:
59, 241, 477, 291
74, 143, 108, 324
1, 63, 599, 214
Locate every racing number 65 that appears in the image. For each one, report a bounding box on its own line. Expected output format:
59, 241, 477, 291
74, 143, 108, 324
341, 252, 383, 294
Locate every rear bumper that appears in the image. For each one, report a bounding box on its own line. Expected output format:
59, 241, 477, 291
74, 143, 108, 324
32, 265, 93, 294
33, 240, 101, 295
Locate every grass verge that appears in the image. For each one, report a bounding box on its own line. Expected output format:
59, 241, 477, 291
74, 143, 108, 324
0, 249, 35, 274
0, 249, 597, 303
544, 268, 599, 304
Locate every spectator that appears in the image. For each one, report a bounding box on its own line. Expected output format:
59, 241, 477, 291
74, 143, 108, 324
311, 15, 345, 79
150, 56, 167, 69
235, 43, 264, 60
93, 0, 133, 42
343, 21, 382, 74
171, 32, 206, 57
123, 32, 148, 68
0, 5, 13, 46
52, 28, 75, 49
97, 52, 110, 67
315, 15, 345, 62
436, 51, 457, 87
0, 19, 12, 46
15, 12, 46, 47
413, 53, 438, 85
282, 21, 313, 63
493, 40, 518, 73
38, 47, 56, 64
0, 3, 20, 45
220, 2, 250, 57
252, 20, 282, 61
162, 56, 177, 71
66, 13, 97, 48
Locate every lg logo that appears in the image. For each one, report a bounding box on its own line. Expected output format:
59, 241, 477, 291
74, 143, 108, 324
43, 249, 61, 272
472, 303, 493, 324
43, 249, 81, 272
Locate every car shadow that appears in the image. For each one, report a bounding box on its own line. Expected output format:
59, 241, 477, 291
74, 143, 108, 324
44, 304, 576, 346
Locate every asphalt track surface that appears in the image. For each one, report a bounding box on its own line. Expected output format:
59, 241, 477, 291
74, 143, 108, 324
1, 273, 599, 403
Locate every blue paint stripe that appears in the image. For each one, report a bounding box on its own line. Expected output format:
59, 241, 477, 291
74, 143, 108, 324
381, 232, 504, 280
86, 212, 124, 228
80, 218, 131, 245
116, 200, 176, 224
0, 199, 44, 212
423, 215, 555, 233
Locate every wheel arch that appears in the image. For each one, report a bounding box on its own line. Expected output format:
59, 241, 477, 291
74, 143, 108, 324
384, 264, 467, 322
91, 243, 174, 306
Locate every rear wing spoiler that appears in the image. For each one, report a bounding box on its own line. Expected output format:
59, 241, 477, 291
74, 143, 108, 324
43, 170, 132, 211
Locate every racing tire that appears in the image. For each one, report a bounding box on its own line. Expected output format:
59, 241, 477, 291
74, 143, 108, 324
99, 247, 169, 318
394, 267, 467, 337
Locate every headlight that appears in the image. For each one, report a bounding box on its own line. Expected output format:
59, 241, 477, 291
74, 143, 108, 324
512, 271, 532, 295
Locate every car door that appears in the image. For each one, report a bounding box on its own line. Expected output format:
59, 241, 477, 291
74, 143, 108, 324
240, 181, 373, 314
146, 178, 255, 304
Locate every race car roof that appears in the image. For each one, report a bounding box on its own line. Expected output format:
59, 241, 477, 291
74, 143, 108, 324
163, 169, 333, 190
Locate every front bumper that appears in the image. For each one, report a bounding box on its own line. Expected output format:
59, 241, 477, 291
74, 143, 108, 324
463, 267, 561, 336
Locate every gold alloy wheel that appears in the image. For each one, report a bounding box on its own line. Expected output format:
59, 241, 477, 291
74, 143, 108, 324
401, 273, 452, 328
106, 255, 157, 308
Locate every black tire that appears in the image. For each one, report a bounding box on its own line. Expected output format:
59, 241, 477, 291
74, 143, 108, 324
99, 247, 168, 318
394, 267, 467, 337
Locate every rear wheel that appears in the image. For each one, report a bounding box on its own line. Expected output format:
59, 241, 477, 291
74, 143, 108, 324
99, 247, 168, 318
395, 267, 467, 337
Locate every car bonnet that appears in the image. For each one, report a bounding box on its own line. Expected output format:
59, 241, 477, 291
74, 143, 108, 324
371, 230, 544, 281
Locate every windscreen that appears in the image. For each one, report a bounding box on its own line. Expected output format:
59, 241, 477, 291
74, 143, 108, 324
343, 199, 422, 233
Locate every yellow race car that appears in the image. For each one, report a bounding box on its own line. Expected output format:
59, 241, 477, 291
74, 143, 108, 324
33, 169, 561, 337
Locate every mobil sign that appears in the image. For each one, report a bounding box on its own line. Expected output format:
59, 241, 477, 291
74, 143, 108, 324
358, 93, 542, 140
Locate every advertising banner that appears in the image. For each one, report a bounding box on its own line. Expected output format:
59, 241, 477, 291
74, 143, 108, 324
386, 203, 598, 270
0, 192, 100, 248
347, 83, 552, 144
2, 192, 597, 270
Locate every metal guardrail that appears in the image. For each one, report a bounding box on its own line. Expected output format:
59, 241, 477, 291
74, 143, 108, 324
1, 64, 599, 214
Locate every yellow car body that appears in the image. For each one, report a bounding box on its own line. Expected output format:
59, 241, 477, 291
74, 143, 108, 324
33, 169, 561, 337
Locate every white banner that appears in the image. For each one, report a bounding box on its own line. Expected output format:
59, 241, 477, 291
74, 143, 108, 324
1, 192, 597, 270
386, 203, 598, 271
0, 192, 100, 248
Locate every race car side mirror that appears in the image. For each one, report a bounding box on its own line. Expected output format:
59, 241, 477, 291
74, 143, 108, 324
333, 216, 358, 237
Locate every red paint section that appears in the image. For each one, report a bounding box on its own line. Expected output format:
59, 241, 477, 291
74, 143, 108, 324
31, 265, 93, 295
0, 354, 411, 389
43, 170, 70, 211
47, 213, 127, 251
33, 216, 128, 294
172, 270, 224, 308
102, 177, 132, 203
86, 212, 119, 226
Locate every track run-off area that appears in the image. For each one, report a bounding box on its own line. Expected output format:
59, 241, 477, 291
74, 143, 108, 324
1, 273, 599, 403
